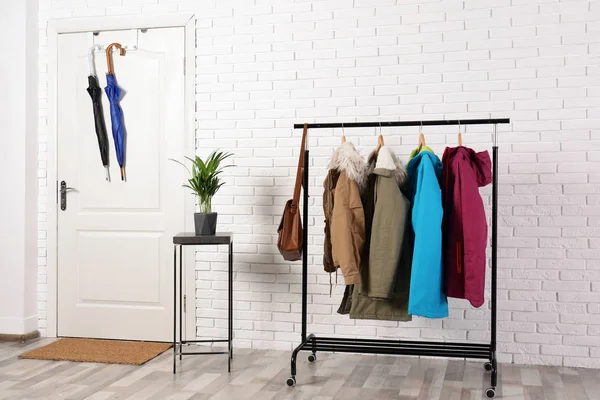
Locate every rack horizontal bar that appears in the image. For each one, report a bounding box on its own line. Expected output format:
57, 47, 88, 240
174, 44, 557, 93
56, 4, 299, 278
314, 337, 490, 349
303, 347, 489, 359
181, 339, 229, 344
299, 337, 490, 359
176, 351, 229, 356
304, 346, 489, 358
293, 118, 510, 129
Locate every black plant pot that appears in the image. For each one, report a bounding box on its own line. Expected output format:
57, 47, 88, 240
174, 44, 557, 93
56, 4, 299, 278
194, 212, 218, 235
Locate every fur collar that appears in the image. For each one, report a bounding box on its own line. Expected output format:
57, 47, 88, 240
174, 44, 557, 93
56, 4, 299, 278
367, 149, 378, 172
328, 142, 369, 191
376, 146, 408, 186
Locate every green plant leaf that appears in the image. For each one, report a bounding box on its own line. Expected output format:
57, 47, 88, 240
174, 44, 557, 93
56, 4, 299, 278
171, 150, 234, 209
169, 158, 191, 174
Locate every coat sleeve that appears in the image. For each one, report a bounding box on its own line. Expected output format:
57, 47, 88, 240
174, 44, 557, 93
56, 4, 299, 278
322, 173, 336, 274
460, 160, 489, 308
331, 173, 364, 285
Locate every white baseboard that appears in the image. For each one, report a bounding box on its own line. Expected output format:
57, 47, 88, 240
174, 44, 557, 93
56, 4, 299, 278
0, 314, 38, 335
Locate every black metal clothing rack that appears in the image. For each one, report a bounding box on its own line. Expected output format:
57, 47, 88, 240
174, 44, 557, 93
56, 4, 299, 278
287, 118, 509, 399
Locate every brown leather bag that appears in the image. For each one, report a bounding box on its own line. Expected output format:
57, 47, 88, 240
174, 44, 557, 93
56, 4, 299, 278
277, 123, 308, 261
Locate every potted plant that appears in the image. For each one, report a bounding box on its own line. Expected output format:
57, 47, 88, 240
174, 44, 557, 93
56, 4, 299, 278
173, 150, 233, 235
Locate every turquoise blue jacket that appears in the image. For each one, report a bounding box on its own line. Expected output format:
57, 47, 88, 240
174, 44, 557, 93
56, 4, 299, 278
406, 147, 448, 318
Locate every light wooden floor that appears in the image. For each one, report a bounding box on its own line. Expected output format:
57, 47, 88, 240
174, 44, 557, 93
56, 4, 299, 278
1, 339, 599, 400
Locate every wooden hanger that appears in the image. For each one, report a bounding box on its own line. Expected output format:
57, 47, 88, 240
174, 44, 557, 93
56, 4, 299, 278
457, 121, 463, 146
374, 123, 385, 153
416, 121, 426, 152
375, 134, 384, 153
417, 133, 426, 152
341, 135, 346, 144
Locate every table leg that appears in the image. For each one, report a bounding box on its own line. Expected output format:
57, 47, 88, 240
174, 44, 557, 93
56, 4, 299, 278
228, 241, 233, 371
179, 244, 183, 361
173, 245, 177, 374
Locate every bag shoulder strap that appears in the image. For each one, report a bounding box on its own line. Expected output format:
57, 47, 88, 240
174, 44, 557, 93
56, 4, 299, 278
292, 123, 308, 209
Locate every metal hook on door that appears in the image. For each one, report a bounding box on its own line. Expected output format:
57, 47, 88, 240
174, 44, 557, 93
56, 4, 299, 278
88, 29, 139, 54
122, 29, 139, 51
88, 45, 102, 76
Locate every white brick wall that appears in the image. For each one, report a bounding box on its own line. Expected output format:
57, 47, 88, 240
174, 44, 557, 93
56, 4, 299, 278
38, 0, 600, 368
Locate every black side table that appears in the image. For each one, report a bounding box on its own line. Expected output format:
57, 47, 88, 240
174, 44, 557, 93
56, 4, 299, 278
173, 232, 233, 373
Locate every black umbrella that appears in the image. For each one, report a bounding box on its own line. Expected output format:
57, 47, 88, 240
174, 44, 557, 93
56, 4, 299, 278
87, 45, 110, 181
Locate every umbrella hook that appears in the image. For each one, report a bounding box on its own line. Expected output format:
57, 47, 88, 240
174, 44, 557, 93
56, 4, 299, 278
106, 43, 125, 75
88, 45, 102, 77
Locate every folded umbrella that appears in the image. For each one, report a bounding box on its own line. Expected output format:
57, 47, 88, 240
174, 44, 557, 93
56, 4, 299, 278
87, 45, 110, 181
104, 43, 126, 181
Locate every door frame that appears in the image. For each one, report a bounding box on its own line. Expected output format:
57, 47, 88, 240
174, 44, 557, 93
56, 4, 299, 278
46, 14, 197, 339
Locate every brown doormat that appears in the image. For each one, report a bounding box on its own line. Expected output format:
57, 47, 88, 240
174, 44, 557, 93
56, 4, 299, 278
19, 338, 172, 365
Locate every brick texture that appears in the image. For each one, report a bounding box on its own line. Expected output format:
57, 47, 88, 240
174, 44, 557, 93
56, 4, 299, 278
37, 0, 600, 368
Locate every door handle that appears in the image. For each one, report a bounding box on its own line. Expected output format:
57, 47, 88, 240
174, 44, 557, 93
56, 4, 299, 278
60, 181, 76, 211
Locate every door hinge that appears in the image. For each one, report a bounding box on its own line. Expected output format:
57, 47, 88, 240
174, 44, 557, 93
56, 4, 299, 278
183, 57, 186, 75
183, 294, 187, 313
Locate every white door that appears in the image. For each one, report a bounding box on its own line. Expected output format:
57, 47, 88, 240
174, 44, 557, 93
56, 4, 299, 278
57, 27, 185, 341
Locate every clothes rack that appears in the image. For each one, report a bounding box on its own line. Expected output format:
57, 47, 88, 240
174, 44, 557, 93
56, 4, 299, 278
287, 118, 510, 399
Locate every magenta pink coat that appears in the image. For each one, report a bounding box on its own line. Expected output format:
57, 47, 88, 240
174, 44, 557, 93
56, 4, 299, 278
442, 146, 492, 308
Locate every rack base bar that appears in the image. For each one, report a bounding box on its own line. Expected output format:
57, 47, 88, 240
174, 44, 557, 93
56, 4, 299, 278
313, 337, 490, 350
297, 337, 490, 359
307, 341, 490, 353
287, 334, 498, 398
303, 346, 489, 359
181, 339, 229, 344
303, 345, 489, 357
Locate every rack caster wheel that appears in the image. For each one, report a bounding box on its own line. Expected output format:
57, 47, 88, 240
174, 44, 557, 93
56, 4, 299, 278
485, 387, 496, 398
308, 353, 317, 363
484, 362, 493, 372
286, 376, 296, 387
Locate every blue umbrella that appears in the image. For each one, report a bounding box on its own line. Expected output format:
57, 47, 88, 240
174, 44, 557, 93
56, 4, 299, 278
104, 43, 126, 181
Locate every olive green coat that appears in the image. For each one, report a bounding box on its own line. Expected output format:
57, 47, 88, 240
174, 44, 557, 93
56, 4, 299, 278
349, 147, 412, 322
